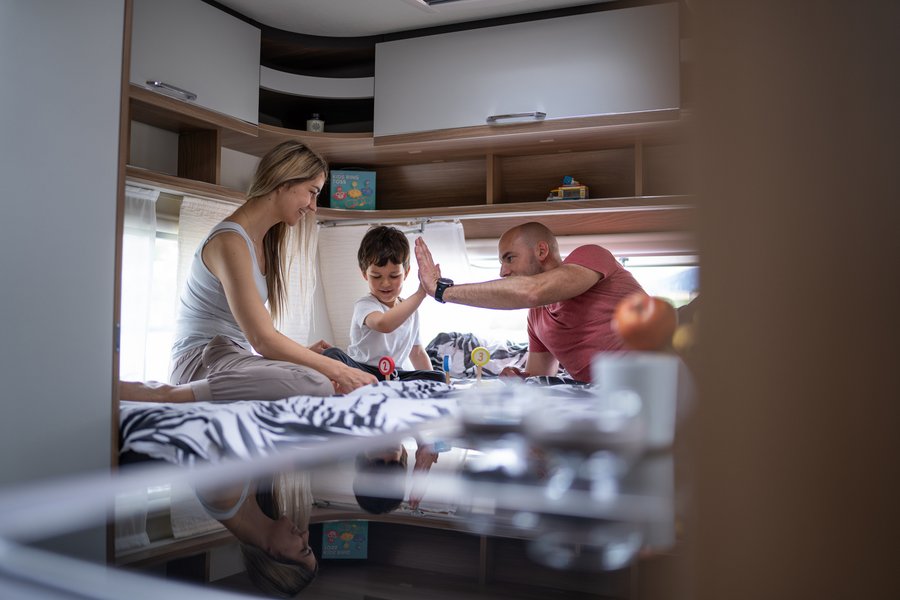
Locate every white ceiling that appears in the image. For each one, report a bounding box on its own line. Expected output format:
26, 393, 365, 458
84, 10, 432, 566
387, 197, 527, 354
214, 0, 612, 37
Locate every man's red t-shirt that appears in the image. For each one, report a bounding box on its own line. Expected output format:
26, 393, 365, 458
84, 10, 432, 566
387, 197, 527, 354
527, 245, 645, 382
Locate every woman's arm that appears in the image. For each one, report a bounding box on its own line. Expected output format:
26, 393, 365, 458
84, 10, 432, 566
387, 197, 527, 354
408, 344, 433, 371
364, 287, 427, 333
203, 233, 376, 392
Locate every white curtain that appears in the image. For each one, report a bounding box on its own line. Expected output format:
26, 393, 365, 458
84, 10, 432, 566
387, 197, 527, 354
177, 196, 235, 303
316, 224, 371, 350
177, 196, 317, 345
119, 185, 159, 381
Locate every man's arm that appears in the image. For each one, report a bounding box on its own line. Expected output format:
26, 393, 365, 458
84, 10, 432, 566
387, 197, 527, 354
524, 351, 559, 377
415, 237, 600, 309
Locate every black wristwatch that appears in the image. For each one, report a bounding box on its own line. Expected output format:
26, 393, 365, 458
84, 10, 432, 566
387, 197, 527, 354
434, 277, 454, 303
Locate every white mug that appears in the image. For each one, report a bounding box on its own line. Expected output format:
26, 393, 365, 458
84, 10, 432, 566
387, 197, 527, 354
592, 352, 680, 450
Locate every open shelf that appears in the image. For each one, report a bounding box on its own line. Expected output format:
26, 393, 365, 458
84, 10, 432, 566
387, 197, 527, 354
318, 195, 695, 239
220, 109, 689, 168
125, 166, 246, 205
128, 85, 693, 239
129, 84, 257, 138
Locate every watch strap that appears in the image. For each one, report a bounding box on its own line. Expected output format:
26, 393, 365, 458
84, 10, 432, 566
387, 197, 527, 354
435, 278, 454, 303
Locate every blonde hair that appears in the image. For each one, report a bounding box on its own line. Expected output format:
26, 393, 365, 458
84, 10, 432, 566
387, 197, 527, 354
241, 471, 317, 597
246, 141, 328, 324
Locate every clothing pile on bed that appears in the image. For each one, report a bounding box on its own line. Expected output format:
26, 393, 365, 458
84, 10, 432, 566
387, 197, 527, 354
425, 332, 527, 378
425, 331, 581, 383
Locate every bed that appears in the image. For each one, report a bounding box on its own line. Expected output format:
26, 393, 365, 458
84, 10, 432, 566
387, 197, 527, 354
115, 358, 686, 571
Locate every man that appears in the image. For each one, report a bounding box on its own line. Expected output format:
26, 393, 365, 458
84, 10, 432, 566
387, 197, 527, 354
414, 222, 645, 383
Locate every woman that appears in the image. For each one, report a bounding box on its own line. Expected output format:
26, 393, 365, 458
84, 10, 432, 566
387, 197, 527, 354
122, 140, 375, 402
197, 471, 318, 597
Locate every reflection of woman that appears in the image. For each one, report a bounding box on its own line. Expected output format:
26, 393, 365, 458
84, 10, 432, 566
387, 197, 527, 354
197, 471, 317, 596
121, 140, 376, 403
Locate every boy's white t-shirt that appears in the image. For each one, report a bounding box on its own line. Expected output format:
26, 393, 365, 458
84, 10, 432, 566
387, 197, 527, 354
347, 294, 421, 370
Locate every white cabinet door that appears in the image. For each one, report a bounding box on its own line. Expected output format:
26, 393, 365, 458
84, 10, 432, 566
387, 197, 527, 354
374, 3, 679, 137
131, 0, 260, 123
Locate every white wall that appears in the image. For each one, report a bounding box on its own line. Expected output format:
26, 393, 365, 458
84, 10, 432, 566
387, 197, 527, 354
0, 0, 124, 560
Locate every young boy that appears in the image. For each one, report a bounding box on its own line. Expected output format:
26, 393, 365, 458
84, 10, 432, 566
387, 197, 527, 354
324, 226, 445, 382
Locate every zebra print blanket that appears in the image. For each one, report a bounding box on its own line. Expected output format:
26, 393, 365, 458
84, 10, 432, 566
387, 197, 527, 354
119, 380, 457, 466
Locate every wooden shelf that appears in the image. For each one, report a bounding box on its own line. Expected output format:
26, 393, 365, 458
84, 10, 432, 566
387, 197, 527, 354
221, 109, 690, 168
129, 84, 257, 138
125, 166, 246, 205
319, 195, 695, 239
129, 83, 693, 239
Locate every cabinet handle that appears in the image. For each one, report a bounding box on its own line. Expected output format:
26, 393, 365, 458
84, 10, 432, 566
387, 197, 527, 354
146, 80, 197, 102
486, 111, 547, 124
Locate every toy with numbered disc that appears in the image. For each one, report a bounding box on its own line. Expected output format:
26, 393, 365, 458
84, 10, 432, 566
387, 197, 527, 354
470, 346, 491, 382
378, 356, 396, 380
471, 347, 490, 366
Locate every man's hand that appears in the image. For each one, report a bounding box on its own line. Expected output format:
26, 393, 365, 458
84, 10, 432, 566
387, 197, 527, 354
499, 366, 530, 379
414, 238, 441, 298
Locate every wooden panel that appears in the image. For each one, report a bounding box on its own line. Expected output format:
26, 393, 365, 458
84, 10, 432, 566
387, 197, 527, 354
489, 537, 630, 596
376, 160, 486, 210
130, 84, 257, 137
125, 166, 246, 204
178, 129, 220, 184
499, 148, 635, 203
116, 529, 234, 568
366, 522, 481, 579
221, 110, 690, 169
643, 143, 693, 196
486, 154, 501, 205
317, 196, 694, 240
460, 205, 694, 239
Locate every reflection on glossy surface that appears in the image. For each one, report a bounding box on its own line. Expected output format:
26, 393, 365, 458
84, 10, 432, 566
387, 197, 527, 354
0, 381, 684, 597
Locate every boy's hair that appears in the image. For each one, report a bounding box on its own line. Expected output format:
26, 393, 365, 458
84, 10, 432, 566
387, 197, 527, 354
357, 226, 411, 272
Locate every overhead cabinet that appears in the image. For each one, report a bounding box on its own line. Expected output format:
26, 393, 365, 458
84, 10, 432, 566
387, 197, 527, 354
130, 0, 260, 124
374, 2, 680, 137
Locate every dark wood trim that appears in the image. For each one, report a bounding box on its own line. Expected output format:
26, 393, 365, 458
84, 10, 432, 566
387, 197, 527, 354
635, 140, 645, 197
129, 84, 258, 137
178, 129, 221, 184
318, 195, 695, 239
125, 166, 246, 205
110, 0, 133, 565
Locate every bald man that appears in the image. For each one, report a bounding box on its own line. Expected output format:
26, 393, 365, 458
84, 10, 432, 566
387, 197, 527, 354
414, 222, 645, 383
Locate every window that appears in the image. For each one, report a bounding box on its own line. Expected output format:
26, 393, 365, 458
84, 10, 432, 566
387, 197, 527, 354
420, 236, 699, 347
119, 198, 179, 383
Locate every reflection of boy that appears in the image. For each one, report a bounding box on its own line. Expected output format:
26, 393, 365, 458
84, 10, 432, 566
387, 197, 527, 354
353, 443, 439, 513
324, 226, 444, 382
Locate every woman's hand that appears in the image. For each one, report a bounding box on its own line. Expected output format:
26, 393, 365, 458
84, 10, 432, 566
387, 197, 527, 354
332, 364, 376, 394
308, 339, 332, 354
